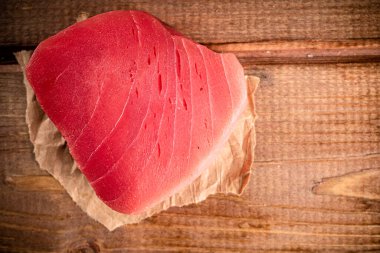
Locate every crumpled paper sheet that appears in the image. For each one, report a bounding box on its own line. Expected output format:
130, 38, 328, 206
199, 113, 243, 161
15, 50, 258, 231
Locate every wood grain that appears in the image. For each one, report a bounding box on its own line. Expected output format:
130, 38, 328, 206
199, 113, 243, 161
1, 0, 379, 46
2, 39, 380, 65
1, 63, 379, 252
313, 168, 380, 201
1, 0, 380, 251
210, 39, 380, 65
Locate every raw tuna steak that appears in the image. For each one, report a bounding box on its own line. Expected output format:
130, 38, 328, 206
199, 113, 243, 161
26, 10, 247, 214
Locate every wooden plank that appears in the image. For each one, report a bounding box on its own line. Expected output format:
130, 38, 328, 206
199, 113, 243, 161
251, 63, 380, 162
1, 0, 379, 47
0, 72, 47, 178
0, 65, 22, 73
210, 39, 380, 66
0, 62, 379, 252
2, 39, 380, 65
4, 175, 62, 192
313, 168, 380, 200
1, 186, 379, 252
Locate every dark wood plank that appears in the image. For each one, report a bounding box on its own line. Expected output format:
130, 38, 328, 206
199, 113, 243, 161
0, 62, 379, 252
211, 39, 380, 66
1, 0, 379, 47
2, 39, 380, 65
0, 72, 47, 179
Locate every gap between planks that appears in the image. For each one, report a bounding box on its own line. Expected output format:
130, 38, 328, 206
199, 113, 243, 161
210, 39, 380, 65
1, 39, 380, 68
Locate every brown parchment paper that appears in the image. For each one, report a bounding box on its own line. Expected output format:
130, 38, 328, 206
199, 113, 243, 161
15, 50, 258, 231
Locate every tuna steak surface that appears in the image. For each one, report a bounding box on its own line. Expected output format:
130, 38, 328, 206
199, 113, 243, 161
26, 10, 247, 214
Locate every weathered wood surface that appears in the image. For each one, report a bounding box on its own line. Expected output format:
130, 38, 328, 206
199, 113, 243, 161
1, 62, 379, 252
1, 0, 380, 46
1, 0, 380, 252
211, 39, 380, 65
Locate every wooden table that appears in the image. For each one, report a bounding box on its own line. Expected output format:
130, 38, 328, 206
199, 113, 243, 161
1, 1, 380, 252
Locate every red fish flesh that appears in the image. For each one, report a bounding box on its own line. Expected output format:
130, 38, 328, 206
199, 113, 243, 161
26, 10, 247, 214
